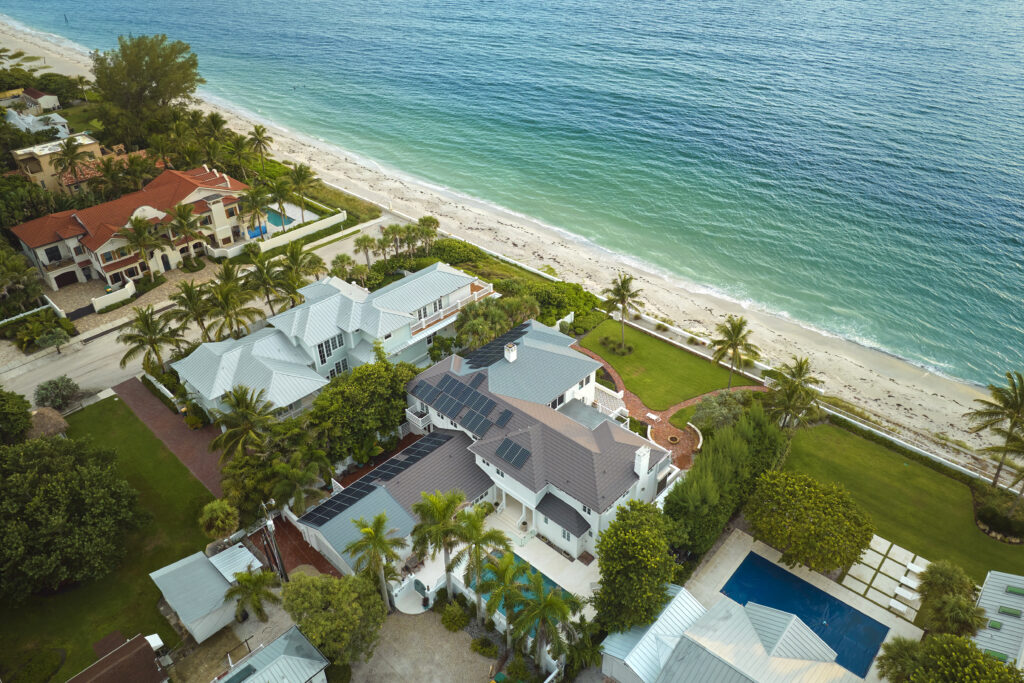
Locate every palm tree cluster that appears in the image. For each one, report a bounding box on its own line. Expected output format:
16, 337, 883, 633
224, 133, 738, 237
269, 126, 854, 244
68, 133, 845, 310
91, 153, 160, 200
765, 355, 822, 429
454, 295, 540, 351
966, 371, 1024, 489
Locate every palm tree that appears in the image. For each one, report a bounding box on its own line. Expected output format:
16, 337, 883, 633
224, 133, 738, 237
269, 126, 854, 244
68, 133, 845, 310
248, 124, 274, 173
224, 568, 281, 622
558, 614, 603, 680
354, 234, 377, 266
241, 185, 272, 239
287, 164, 316, 223
214, 261, 245, 289
164, 280, 212, 341
123, 153, 157, 191
350, 264, 369, 288
204, 112, 228, 141
52, 136, 93, 189
266, 177, 292, 230
601, 273, 644, 350
478, 551, 528, 652
330, 253, 354, 280
411, 489, 466, 600
245, 248, 291, 315
119, 216, 172, 278
279, 241, 326, 290
382, 224, 404, 258
451, 503, 510, 623
206, 280, 262, 339
224, 132, 255, 181
92, 156, 126, 199
965, 371, 1024, 487
117, 305, 182, 372
457, 316, 493, 351
168, 203, 207, 251
711, 314, 761, 389
210, 385, 277, 462
148, 134, 174, 169
512, 570, 578, 664
270, 453, 322, 516
764, 355, 823, 429
924, 593, 986, 636
418, 216, 439, 252
345, 512, 409, 611
199, 499, 240, 539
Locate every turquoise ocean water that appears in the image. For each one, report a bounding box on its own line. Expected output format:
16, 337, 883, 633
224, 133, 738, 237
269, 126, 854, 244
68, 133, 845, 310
3, 1, 1023, 385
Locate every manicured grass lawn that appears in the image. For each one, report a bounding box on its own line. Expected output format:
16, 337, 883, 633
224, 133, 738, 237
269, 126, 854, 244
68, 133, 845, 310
0, 397, 213, 682
580, 319, 737, 410
786, 423, 1024, 583
670, 404, 698, 430
60, 103, 103, 133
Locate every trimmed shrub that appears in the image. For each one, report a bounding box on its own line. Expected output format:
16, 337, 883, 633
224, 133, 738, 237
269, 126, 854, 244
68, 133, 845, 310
430, 238, 486, 265
471, 636, 499, 658
505, 655, 531, 682
441, 602, 469, 632
140, 376, 178, 414
484, 617, 496, 632
973, 484, 1024, 539
133, 273, 166, 297
33, 375, 79, 411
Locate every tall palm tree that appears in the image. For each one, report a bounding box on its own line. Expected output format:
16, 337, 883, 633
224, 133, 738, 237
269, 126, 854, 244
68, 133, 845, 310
224, 132, 255, 181
764, 355, 823, 429
270, 453, 322, 516
711, 314, 761, 389
601, 273, 644, 350
206, 280, 262, 339
203, 112, 228, 141
451, 503, 510, 624
164, 280, 212, 341
245, 248, 291, 315
411, 489, 466, 600
92, 156, 126, 199
330, 253, 354, 280
350, 264, 369, 288
265, 177, 293, 230
457, 316, 493, 351
210, 385, 277, 462
168, 203, 207, 250
224, 568, 281, 622
123, 153, 157, 191
241, 185, 272, 240
557, 614, 604, 680
52, 136, 93, 189
279, 241, 326, 290
248, 124, 274, 173
418, 216, 439, 252
117, 305, 182, 372
354, 234, 376, 266
119, 216, 172, 278
512, 570, 578, 665
214, 261, 245, 289
965, 371, 1024, 487
148, 134, 174, 169
345, 512, 409, 611
287, 163, 316, 223
478, 552, 528, 652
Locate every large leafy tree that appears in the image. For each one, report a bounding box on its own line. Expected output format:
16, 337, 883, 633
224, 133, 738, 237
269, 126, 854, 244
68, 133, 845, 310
746, 471, 874, 573
965, 371, 1024, 487
478, 551, 528, 652
711, 314, 760, 388
877, 634, 1024, 683
210, 385, 278, 463
117, 304, 182, 372
411, 489, 466, 600
0, 387, 31, 445
601, 272, 644, 350
0, 437, 137, 602
594, 500, 674, 633
451, 502, 510, 623
512, 570, 579, 665
282, 573, 386, 666
225, 568, 281, 621
0, 246, 43, 318
91, 35, 204, 145
344, 512, 408, 611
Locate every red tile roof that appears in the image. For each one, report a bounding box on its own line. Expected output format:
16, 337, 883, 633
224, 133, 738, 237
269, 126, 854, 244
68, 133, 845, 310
101, 254, 141, 273
12, 168, 248, 249
22, 87, 49, 100
67, 635, 166, 683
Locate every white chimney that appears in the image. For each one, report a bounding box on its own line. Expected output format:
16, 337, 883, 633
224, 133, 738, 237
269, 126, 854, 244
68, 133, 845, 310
202, 163, 209, 172
213, 169, 220, 178
504, 343, 517, 363
634, 446, 650, 478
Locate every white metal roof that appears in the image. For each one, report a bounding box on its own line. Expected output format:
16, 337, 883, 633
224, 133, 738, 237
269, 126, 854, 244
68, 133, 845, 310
208, 543, 263, 583
974, 570, 1024, 665
149, 552, 230, 626
745, 602, 837, 663
219, 626, 328, 683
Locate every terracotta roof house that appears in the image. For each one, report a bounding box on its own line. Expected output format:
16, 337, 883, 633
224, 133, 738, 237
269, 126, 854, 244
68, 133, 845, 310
66, 634, 167, 683
11, 166, 249, 290
20, 87, 60, 114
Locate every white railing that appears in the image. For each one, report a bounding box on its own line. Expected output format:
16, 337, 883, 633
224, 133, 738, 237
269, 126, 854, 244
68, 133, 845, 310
409, 281, 494, 334
593, 381, 624, 401
404, 407, 431, 430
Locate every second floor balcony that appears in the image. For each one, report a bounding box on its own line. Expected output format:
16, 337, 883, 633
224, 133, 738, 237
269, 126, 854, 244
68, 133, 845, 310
405, 406, 431, 430
409, 281, 494, 335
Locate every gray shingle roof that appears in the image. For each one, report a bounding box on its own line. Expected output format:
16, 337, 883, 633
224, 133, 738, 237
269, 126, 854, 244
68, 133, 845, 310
974, 570, 1024, 664
171, 327, 327, 409
149, 552, 230, 625
381, 430, 491, 514
456, 321, 599, 405
536, 492, 590, 537
221, 626, 328, 683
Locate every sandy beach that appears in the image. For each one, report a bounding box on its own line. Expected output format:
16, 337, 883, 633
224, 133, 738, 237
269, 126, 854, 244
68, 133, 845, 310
0, 20, 994, 467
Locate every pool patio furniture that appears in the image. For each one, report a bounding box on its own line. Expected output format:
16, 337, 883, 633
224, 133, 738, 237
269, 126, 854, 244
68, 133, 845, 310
894, 586, 920, 602
906, 561, 925, 574
646, 412, 660, 422
889, 598, 908, 614
900, 574, 921, 590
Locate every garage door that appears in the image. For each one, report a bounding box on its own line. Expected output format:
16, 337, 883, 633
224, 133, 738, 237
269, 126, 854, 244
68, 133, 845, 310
54, 271, 79, 288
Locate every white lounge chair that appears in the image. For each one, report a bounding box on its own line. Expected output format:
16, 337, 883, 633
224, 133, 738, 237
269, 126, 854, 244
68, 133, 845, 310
895, 586, 920, 602
900, 574, 921, 590
646, 412, 661, 422
889, 598, 908, 614
906, 561, 925, 574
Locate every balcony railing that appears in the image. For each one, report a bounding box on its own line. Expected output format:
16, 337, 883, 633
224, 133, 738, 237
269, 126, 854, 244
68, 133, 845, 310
409, 281, 494, 335
405, 407, 431, 430
43, 257, 76, 273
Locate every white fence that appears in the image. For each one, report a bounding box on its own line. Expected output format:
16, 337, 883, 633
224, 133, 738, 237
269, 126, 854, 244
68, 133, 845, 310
90, 279, 136, 312
256, 211, 347, 252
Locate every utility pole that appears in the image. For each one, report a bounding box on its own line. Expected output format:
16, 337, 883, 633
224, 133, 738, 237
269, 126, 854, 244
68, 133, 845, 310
261, 500, 288, 582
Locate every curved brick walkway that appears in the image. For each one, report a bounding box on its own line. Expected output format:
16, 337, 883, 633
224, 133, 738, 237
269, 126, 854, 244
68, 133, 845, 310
573, 345, 767, 470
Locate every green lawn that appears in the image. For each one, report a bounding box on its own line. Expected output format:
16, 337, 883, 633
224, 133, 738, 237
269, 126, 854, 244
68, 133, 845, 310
580, 319, 737, 410
60, 103, 103, 134
670, 404, 699, 430
0, 397, 213, 682
786, 423, 1024, 583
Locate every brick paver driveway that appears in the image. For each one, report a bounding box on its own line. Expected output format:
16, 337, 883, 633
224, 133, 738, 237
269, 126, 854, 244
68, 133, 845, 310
114, 377, 224, 495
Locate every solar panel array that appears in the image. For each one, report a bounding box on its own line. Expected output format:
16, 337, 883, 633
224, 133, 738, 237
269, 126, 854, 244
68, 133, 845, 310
494, 409, 513, 427
495, 437, 531, 468
298, 478, 377, 528
463, 323, 531, 368
366, 432, 453, 483
412, 372, 502, 438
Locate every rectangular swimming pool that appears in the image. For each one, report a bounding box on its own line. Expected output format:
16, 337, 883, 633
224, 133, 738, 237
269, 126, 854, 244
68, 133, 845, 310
722, 552, 889, 678
472, 552, 563, 617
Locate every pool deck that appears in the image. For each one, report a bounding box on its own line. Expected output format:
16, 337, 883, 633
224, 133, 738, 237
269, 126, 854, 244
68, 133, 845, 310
687, 529, 923, 683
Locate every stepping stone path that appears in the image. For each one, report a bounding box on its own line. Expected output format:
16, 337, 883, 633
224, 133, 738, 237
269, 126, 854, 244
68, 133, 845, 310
843, 534, 930, 622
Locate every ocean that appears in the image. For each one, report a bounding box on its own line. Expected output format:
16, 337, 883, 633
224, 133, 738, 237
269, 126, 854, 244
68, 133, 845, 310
3, 1, 1023, 386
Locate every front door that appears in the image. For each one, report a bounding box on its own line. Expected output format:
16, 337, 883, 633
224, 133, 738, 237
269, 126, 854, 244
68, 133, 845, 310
161, 254, 171, 272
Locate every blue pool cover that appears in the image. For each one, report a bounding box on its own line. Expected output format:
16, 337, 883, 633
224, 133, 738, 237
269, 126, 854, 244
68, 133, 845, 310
722, 552, 888, 678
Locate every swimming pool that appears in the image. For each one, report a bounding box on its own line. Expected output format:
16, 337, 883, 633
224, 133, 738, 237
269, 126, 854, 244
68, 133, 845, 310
722, 552, 888, 678
266, 208, 294, 228
471, 552, 563, 617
